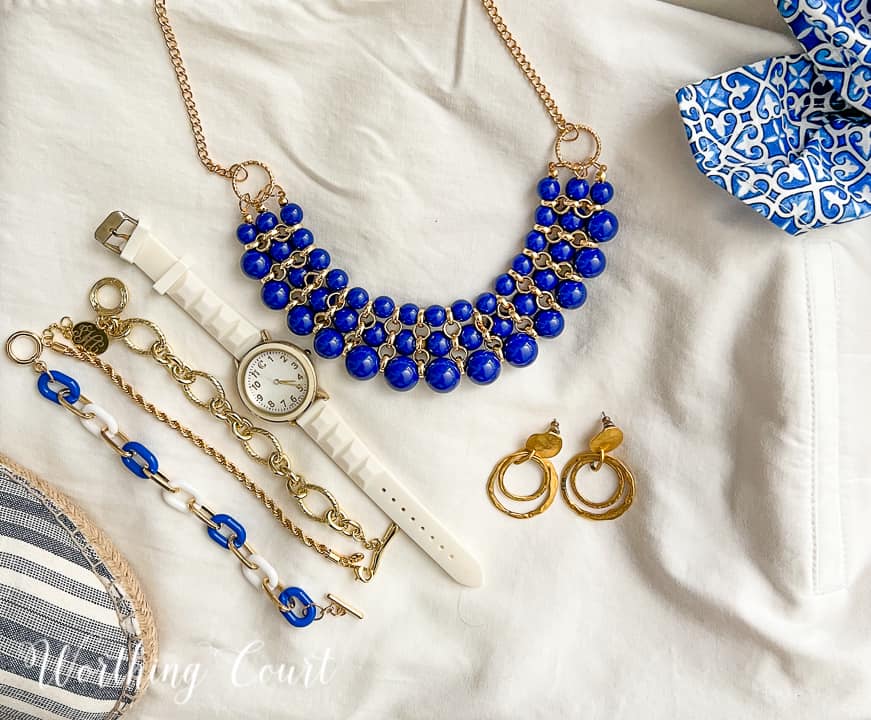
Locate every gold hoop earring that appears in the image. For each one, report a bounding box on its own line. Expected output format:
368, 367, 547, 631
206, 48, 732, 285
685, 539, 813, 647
560, 413, 635, 521
487, 421, 562, 519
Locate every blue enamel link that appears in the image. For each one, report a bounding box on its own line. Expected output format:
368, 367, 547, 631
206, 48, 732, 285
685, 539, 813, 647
37, 371, 81, 405
207, 513, 248, 549
278, 586, 318, 628
120, 441, 159, 478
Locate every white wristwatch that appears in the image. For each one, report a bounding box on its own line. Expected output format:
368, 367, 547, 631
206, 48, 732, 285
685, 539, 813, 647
95, 210, 482, 588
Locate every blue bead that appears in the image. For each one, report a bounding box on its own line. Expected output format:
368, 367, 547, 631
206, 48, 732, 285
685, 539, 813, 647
207, 513, 247, 550
537, 176, 561, 200
240, 250, 271, 279
310, 287, 330, 312
588, 210, 619, 242
475, 292, 497, 315
550, 241, 574, 262
280, 203, 304, 225
533, 269, 558, 292
270, 241, 291, 262
278, 586, 317, 628
451, 300, 473, 322
534, 309, 565, 338
255, 212, 278, 233
333, 308, 359, 333
363, 322, 386, 347
512, 254, 533, 275
514, 293, 537, 316
424, 305, 447, 327
425, 358, 461, 393
292, 228, 314, 249
262, 280, 290, 309
37, 370, 81, 405
560, 211, 583, 232
460, 324, 483, 350
288, 267, 307, 288
535, 205, 557, 226
566, 177, 589, 200
503, 333, 539, 367
345, 345, 379, 380
427, 331, 451, 357
494, 274, 515, 296
373, 296, 395, 318
236, 223, 257, 244
120, 441, 159, 479
590, 181, 614, 205
313, 328, 344, 358
346, 287, 369, 310
556, 280, 587, 309
399, 303, 419, 325
492, 317, 514, 337
525, 231, 547, 252
575, 247, 607, 278
466, 350, 501, 385
287, 305, 315, 335
307, 248, 331, 271
326, 268, 349, 291
395, 329, 416, 355
384, 356, 419, 391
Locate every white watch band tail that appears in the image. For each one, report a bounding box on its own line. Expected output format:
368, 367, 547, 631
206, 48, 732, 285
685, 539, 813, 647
297, 399, 483, 587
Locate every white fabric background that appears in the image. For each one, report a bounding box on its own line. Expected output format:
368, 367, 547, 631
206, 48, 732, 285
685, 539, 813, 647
1, 1, 870, 718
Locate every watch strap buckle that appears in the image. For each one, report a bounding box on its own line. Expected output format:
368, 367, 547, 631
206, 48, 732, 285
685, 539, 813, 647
95, 210, 139, 254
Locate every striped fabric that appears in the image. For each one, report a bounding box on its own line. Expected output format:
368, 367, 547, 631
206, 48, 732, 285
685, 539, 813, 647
0, 460, 147, 720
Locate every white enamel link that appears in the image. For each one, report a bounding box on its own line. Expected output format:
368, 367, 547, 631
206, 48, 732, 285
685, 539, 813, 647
162, 478, 201, 513
79, 402, 120, 437
242, 553, 279, 590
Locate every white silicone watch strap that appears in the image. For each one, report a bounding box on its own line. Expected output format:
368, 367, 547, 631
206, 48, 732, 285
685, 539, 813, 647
117, 224, 263, 360
297, 399, 483, 587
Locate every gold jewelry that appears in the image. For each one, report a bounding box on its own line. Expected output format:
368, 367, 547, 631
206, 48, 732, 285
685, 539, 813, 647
560, 414, 635, 521
40, 284, 397, 582
487, 420, 562, 519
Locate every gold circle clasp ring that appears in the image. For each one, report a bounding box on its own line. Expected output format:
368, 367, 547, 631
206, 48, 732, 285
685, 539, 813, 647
89, 277, 129, 316
551, 123, 602, 177
5, 331, 43, 365
230, 160, 276, 208
487, 450, 559, 519
560, 452, 635, 521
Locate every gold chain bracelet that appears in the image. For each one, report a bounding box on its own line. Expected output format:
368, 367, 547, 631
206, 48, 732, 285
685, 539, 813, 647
43, 308, 395, 582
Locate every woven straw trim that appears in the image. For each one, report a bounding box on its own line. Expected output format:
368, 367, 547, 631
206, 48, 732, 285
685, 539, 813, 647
0, 452, 159, 699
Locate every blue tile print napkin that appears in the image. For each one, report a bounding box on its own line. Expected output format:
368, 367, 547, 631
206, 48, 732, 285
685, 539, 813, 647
676, 0, 871, 235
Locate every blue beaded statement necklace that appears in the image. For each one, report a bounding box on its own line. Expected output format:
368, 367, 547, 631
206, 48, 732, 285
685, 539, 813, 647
155, 0, 620, 393
234, 169, 618, 393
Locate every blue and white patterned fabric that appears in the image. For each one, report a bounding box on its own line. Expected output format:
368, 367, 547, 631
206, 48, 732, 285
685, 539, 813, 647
676, 0, 871, 235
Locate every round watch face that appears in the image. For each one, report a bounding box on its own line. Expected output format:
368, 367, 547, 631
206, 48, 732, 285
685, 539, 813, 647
236, 342, 317, 422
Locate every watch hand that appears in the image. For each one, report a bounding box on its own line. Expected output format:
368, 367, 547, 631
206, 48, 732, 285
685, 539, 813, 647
274, 379, 305, 388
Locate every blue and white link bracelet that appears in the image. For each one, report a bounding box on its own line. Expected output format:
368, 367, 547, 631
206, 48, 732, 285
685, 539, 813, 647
17, 350, 363, 629
676, 0, 871, 235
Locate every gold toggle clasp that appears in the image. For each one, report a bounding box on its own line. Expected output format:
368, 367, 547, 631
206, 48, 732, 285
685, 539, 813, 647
94, 210, 139, 254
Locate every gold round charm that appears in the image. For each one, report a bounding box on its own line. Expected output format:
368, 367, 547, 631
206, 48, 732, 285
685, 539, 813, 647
71, 322, 110, 355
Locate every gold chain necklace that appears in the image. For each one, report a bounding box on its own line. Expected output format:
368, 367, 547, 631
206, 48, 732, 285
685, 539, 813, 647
154, 0, 601, 180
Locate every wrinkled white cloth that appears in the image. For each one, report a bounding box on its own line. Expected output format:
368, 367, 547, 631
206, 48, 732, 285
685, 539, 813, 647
1, 1, 870, 718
